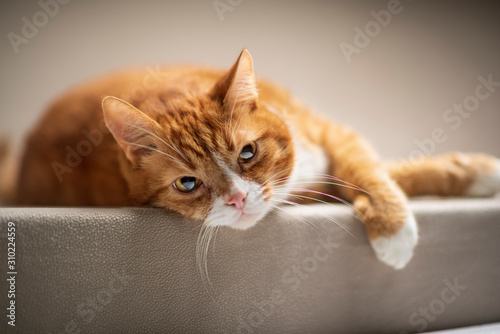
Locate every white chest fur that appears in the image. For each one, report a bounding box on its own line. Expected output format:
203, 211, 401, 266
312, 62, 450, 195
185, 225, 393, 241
287, 137, 329, 192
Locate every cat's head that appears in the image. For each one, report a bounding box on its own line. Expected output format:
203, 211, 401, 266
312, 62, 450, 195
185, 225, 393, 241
102, 49, 294, 229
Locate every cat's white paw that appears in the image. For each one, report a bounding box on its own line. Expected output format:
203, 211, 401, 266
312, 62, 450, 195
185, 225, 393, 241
466, 159, 500, 197
370, 213, 418, 270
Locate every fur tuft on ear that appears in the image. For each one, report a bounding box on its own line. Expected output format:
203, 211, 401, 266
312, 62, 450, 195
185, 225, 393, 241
210, 49, 258, 110
102, 96, 160, 165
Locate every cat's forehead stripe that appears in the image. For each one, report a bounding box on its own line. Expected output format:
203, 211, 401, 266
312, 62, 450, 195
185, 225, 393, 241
212, 152, 236, 178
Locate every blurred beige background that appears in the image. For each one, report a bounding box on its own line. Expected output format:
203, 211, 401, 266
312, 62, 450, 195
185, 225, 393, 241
1, 0, 499, 160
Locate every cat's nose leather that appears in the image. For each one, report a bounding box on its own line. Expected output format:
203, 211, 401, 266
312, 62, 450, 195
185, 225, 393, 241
225, 190, 247, 209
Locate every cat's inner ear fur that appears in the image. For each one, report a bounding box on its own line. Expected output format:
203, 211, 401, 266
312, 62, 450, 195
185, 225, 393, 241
210, 48, 258, 110
102, 96, 160, 165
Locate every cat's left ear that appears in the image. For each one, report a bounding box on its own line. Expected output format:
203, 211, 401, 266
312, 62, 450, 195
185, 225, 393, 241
102, 96, 161, 166
210, 49, 258, 110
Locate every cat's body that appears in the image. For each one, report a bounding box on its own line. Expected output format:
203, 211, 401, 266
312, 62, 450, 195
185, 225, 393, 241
8, 50, 500, 269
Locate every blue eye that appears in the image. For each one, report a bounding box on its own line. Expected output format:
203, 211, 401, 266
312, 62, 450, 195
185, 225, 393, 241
174, 177, 201, 193
239, 142, 257, 162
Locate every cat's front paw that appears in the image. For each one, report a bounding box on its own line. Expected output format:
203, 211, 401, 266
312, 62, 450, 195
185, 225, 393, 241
369, 213, 418, 270
466, 158, 500, 197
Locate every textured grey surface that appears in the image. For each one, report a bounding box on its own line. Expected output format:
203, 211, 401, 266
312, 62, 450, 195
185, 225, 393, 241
1, 198, 500, 333
424, 322, 500, 334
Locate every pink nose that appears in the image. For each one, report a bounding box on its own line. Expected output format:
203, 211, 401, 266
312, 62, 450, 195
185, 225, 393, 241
225, 190, 247, 209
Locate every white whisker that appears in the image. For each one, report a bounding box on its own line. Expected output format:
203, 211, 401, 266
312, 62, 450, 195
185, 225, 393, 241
272, 191, 362, 227
262, 166, 295, 187
310, 173, 371, 195
196, 223, 217, 294
128, 124, 190, 164
123, 141, 186, 167
270, 197, 355, 238
268, 203, 324, 234
270, 173, 372, 197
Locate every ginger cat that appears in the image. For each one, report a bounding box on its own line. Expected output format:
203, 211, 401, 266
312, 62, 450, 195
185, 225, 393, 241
7, 49, 500, 270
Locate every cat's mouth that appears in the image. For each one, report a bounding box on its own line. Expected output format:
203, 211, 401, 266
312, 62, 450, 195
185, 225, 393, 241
227, 204, 271, 230
205, 193, 270, 230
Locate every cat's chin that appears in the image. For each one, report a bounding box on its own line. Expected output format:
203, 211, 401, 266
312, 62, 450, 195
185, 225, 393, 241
226, 212, 261, 230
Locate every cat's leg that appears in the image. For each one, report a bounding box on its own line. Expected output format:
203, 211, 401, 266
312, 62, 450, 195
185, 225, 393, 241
319, 123, 418, 270
385, 153, 500, 197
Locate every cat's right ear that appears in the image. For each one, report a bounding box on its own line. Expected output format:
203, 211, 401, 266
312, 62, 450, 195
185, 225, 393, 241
102, 96, 160, 166
210, 49, 258, 111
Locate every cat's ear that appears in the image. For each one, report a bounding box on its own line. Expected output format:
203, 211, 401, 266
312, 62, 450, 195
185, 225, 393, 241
102, 96, 160, 165
210, 48, 258, 110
